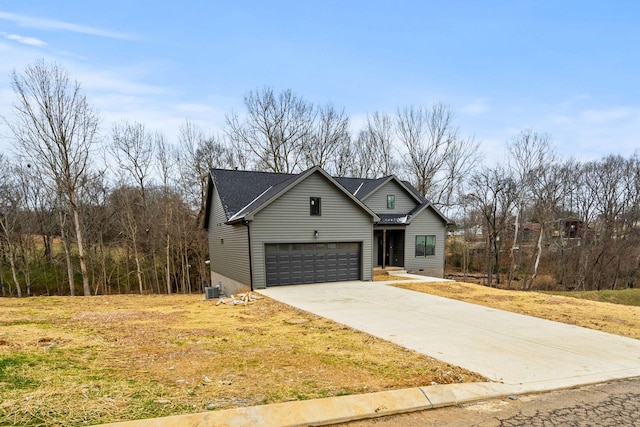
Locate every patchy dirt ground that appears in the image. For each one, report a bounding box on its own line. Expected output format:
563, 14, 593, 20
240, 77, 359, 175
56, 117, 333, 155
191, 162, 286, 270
394, 281, 640, 339
0, 294, 484, 426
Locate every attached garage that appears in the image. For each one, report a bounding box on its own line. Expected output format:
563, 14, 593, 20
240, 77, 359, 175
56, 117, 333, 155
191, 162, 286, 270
265, 242, 361, 286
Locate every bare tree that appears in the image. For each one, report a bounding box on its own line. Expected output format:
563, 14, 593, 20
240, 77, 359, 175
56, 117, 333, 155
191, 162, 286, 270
7, 60, 99, 296
0, 154, 23, 297
334, 137, 355, 177
226, 87, 315, 173
111, 120, 154, 204
349, 111, 398, 178
178, 119, 234, 224
367, 111, 397, 176
506, 129, 553, 288
351, 129, 381, 178
156, 135, 177, 294
110, 120, 157, 293
397, 103, 479, 210
300, 103, 351, 174
523, 161, 567, 290
467, 166, 516, 286
77, 169, 111, 295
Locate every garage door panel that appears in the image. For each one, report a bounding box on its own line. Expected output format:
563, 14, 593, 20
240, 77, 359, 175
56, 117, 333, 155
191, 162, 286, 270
265, 242, 360, 286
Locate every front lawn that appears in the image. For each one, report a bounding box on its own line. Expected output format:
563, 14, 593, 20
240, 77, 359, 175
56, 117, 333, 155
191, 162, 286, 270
394, 281, 640, 339
0, 294, 484, 426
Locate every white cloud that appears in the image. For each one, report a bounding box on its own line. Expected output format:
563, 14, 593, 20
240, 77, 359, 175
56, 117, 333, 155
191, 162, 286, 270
544, 106, 640, 161
77, 70, 170, 96
348, 112, 369, 134
0, 10, 136, 40
175, 103, 220, 116
5, 33, 47, 47
580, 107, 632, 124
461, 101, 490, 115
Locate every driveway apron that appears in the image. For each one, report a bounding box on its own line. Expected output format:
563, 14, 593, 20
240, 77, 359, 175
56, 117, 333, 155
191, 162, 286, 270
258, 281, 640, 393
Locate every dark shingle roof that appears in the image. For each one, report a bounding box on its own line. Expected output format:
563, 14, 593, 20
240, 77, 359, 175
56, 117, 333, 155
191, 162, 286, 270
209, 168, 448, 225
401, 180, 428, 203
210, 169, 295, 219
333, 176, 409, 200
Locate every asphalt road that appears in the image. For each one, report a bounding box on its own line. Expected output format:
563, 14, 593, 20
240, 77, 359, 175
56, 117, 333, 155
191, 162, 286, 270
332, 378, 640, 427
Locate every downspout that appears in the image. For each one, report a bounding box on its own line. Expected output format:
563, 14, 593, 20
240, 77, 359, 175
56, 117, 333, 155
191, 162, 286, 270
244, 220, 254, 291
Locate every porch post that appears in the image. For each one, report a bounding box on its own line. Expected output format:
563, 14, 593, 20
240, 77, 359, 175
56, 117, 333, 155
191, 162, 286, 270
382, 228, 387, 269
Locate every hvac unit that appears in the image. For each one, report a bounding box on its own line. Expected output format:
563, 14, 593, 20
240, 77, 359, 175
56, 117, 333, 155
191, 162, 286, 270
204, 285, 221, 300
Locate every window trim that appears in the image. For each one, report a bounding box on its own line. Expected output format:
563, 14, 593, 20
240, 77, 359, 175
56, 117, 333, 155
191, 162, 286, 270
415, 235, 436, 257
387, 194, 395, 209
310, 197, 321, 216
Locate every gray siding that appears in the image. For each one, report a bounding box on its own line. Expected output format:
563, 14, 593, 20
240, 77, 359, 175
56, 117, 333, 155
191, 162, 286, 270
250, 172, 374, 289
404, 207, 447, 276
209, 187, 251, 286
364, 180, 418, 213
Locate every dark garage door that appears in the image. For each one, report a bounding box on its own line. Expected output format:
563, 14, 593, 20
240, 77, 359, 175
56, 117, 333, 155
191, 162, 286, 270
265, 242, 361, 286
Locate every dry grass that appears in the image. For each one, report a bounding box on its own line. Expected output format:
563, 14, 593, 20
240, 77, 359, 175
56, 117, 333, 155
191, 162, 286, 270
0, 295, 484, 426
394, 281, 640, 340
372, 270, 416, 282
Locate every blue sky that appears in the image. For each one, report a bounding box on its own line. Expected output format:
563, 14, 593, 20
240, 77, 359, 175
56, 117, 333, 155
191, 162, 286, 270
1, 1, 639, 163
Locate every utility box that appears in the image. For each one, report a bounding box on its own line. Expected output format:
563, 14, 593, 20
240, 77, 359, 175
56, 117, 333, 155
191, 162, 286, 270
204, 286, 221, 300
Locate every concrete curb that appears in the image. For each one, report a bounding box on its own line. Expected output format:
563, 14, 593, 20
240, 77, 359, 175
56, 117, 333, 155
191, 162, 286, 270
98, 382, 521, 427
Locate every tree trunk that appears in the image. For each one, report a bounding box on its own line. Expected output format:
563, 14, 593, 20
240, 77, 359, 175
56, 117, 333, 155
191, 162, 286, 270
150, 251, 160, 294
508, 206, 520, 289
486, 236, 493, 287
59, 220, 75, 296
100, 235, 107, 295
22, 248, 31, 297
493, 234, 500, 285
43, 234, 52, 261
72, 207, 91, 296
611, 256, 622, 290
528, 225, 544, 290
132, 239, 144, 294
165, 234, 172, 294
8, 247, 22, 298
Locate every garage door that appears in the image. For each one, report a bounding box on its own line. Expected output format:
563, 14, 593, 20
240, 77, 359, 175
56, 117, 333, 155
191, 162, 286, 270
265, 242, 361, 286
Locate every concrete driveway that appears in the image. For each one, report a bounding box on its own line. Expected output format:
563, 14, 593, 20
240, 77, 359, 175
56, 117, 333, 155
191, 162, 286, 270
258, 280, 640, 394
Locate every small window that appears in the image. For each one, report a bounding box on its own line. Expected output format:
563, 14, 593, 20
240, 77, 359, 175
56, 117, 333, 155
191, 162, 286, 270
387, 194, 395, 209
415, 235, 436, 257
310, 197, 321, 216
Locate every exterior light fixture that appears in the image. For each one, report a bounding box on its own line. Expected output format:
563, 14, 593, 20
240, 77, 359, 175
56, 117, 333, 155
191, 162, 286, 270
314, 230, 319, 238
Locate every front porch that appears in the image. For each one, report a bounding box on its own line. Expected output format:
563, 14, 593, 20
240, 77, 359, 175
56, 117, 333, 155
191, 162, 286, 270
373, 228, 405, 269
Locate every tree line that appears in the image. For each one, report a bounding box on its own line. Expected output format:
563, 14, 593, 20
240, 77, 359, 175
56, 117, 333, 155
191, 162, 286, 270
459, 132, 640, 291
1, 60, 638, 296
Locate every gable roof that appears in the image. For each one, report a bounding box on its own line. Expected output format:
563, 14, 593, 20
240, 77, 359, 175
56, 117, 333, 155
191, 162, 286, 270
361, 175, 425, 204
204, 167, 450, 229
333, 176, 388, 199
210, 169, 296, 219
335, 174, 450, 225
208, 166, 379, 225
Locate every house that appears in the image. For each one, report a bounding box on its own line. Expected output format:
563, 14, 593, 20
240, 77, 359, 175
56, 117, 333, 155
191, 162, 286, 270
520, 222, 542, 242
204, 166, 450, 295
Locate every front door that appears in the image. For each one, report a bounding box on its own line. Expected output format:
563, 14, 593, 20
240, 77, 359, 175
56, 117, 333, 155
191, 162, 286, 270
375, 230, 405, 267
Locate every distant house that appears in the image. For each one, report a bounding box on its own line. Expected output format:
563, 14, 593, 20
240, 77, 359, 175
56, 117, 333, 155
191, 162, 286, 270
204, 166, 450, 295
564, 220, 584, 239
521, 222, 542, 242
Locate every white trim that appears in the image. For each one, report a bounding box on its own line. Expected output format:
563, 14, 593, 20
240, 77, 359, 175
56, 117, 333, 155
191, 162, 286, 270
228, 185, 273, 222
